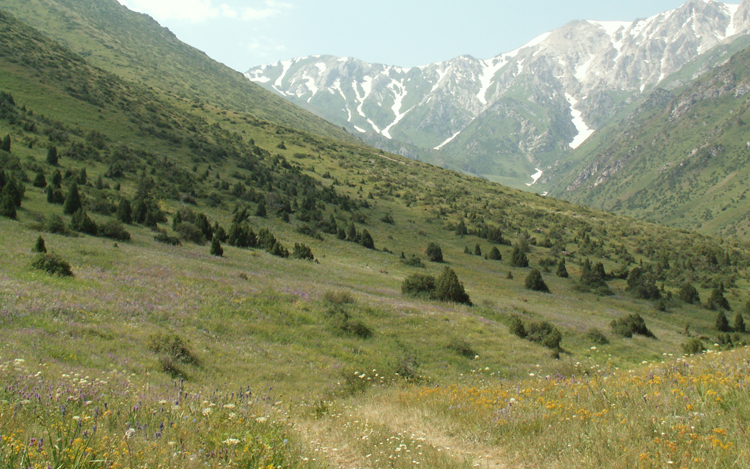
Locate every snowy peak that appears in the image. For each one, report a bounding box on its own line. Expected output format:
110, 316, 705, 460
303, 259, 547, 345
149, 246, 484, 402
245, 0, 750, 189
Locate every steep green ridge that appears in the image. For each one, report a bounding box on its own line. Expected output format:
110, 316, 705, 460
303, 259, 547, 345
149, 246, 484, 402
2, 7, 750, 468
549, 44, 750, 239
0, 0, 356, 142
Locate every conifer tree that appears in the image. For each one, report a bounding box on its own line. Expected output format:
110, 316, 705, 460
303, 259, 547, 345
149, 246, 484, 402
2, 179, 22, 208
360, 229, 375, 249
488, 246, 502, 260
455, 220, 467, 236
556, 258, 569, 278
510, 246, 529, 267
426, 242, 444, 262
255, 201, 266, 217
525, 269, 550, 293
707, 288, 730, 311
51, 169, 62, 188
0, 134, 10, 152
734, 313, 746, 333
46, 146, 58, 165
0, 191, 17, 219
117, 199, 132, 224
346, 222, 357, 242
678, 282, 701, 304
77, 168, 88, 185
33, 235, 46, 253
474, 244, 482, 256
63, 183, 82, 215
210, 236, 223, 257
33, 171, 47, 188
46, 186, 56, 204
434, 267, 471, 305
716, 311, 730, 332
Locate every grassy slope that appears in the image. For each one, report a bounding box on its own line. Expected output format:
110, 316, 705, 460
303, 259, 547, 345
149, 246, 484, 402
549, 43, 750, 239
1, 7, 750, 468
0, 0, 356, 143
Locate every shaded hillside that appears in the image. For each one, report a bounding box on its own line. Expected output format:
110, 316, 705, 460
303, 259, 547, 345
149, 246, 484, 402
0, 0, 356, 142
549, 44, 750, 239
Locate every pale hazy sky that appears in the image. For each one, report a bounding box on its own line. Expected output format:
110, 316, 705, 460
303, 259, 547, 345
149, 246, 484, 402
116, 0, 738, 71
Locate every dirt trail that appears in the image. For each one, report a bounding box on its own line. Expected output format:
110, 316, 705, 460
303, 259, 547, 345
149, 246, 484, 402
293, 400, 512, 469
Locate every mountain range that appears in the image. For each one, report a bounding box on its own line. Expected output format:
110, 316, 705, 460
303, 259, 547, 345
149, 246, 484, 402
246, 0, 750, 190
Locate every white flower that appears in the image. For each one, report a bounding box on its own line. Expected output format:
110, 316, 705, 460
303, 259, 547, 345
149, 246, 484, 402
125, 428, 136, 439
201, 407, 212, 416
223, 438, 240, 445
256, 416, 267, 423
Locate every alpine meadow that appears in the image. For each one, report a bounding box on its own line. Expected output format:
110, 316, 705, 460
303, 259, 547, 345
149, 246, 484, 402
2, 1, 750, 468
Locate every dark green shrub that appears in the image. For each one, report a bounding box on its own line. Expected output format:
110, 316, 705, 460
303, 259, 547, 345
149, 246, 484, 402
323, 291, 355, 305
45, 214, 68, 235
525, 269, 550, 293
526, 321, 562, 350
99, 220, 130, 241
292, 242, 315, 260
447, 337, 476, 358
435, 267, 471, 305
556, 258, 569, 278
70, 209, 98, 236
341, 320, 373, 339
175, 222, 206, 244
677, 282, 700, 304
148, 332, 198, 366
31, 253, 73, 277
269, 241, 289, 257
585, 328, 609, 345
610, 314, 655, 339
508, 316, 526, 338
682, 338, 705, 355
734, 313, 746, 333
401, 255, 424, 268
474, 244, 482, 256
154, 232, 181, 246
426, 242, 443, 262
210, 236, 223, 257
33, 235, 46, 253
401, 273, 436, 298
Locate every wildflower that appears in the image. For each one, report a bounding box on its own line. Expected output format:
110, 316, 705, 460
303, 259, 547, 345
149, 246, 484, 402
201, 407, 212, 416
223, 438, 240, 445
256, 416, 267, 423
125, 428, 136, 440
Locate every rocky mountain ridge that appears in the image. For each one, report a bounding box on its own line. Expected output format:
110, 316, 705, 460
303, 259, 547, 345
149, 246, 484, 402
246, 0, 750, 188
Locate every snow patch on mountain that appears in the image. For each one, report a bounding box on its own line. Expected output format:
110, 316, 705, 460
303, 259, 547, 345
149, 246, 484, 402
382, 79, 412, 139
273, 59, 293, 92
354, 77, 373, 118
434, 131, 462, 150
526, 168, 543, 186
477, 57, 507, 105
332, 78, 351, 122
566, 93, 594, 149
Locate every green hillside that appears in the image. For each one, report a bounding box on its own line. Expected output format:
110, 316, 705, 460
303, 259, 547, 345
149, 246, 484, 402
549, 44, 750, 239
0, 0, 356, 142
1, 6, 750, 468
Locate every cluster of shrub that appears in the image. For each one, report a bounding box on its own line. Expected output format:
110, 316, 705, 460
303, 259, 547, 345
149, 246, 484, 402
335, 221, 375, 250
509, 316, 563, 358
463, 243, 502, 261
401, 267, 471, 306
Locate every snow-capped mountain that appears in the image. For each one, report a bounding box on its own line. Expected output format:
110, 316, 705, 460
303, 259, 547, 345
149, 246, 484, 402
246, 0, 750, 189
